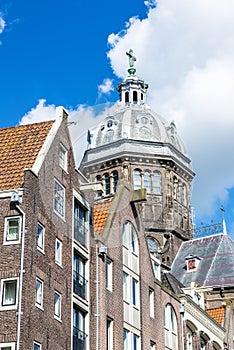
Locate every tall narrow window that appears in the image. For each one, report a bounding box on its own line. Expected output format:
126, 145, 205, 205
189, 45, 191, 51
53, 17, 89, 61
59, 143, 67, 171
125, 92, 129, 103
54, 180, 65, 218
74, 199, 87, 247
134, 170, 141, 190
153, 171, 161, 194
133, 91, 138, 103
37, 223, 44, 252
73, 252, 87, 299
73, 306, 87, 350
107, 317, 113, 350
113, 171, 118, 193
164, 304, 178, 350
144, 171, 151, 193
106, 258, 113, 292
149, 288, 154, 318
132, 278, 139, 307
54, 291, 61, 320
4, 217, 21, 243
124, 329, 129, 350
105, 173, 110, 195
55, 238, 62, 266
36, 278, 43, 309
133, 333, 139, 350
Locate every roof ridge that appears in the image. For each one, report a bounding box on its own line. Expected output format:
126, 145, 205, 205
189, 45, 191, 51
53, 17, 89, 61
0, 119, 54, 132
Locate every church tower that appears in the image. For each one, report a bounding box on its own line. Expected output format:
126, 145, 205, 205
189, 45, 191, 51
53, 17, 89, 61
80, 50, 195, 267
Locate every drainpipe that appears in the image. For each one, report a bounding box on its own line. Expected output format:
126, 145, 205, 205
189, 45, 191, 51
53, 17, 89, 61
15, 202, 26, 350
95, 244, 99, 350
180, 304, 185, 350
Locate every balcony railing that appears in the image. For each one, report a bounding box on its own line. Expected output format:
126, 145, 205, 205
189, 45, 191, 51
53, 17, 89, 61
73, 326, 87, 350
74, 220, 88, 247
73, 271, 87, 299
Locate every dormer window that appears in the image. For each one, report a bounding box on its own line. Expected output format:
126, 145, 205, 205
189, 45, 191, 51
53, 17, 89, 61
186, 255, 201, 271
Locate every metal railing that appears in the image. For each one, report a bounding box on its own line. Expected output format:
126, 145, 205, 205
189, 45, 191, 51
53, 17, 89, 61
73, 326, 87, 350
73, 271, 87, 299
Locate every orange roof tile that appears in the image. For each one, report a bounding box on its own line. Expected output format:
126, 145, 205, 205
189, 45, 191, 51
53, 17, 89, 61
93, 198, 113, 235
0, 121, 54, 190
206, 307, 225, 326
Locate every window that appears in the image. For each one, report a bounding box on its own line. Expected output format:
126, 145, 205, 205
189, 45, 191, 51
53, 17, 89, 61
74, 199, 88, 247
123, 272, 129, 302
113, 171, 118, 193
59, 143, 67, 171
107, 317, 113, 350
4, 216, 21, 243
73, 252, 87, 299
104, 173, 110, 195
164, 304, 178, 350
0, 343, 15, 350
144, 171, 151, 193
124, 329, 129, 350
55, 238, 62, 266
106, 258, 113, 292
149, 288, 154, 318
153, 171, 161, 194
54, 179, 65, 218
33, 342, 41, 350
73, 306, 87, 350
0, 279, 18, 309
37, 223, 44, 252
132, 278, 139, 307
133, 333, 139, 350
150, 341, 156, 350
134, 170, 141, 190
35, 278, 43, 309
54, 291, 61, 320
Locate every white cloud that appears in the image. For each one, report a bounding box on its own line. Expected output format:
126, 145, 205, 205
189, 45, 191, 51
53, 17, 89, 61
98, 78, 114, 96
20, 99, 56, 124
0, 16, 6, 34
107, 0, 234, 221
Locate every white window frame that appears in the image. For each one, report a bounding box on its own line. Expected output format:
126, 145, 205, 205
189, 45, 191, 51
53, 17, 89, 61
123, 272, 130, 303
107, 317, 113, 350
59, 143, 67, 171
4, 216, 21, 245
106, 258, 113, 292
132, 277, 139, 308
33, 341, 41, 350
54, 179, 65, 219
55, 238, 62, 267
164, 303, 178, 350
35, 278, 43, 309
149, 288, 154, 318
0, 278, 18, 310
54, 291, 62, 321
0, 343, 16, 350
37, 222, 45, 253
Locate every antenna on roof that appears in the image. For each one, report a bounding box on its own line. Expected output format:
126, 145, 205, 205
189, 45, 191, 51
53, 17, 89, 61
220, 206, 227, 235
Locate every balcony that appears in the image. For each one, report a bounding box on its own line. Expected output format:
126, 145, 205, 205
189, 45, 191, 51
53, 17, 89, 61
74, 220, 88, 247
73, 326, 87, 350
73, 271, 87, 299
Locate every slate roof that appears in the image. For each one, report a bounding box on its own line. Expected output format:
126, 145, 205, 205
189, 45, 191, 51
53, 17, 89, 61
206, 307, 225, 326
171, 234, 234, 288
0, 121, 54, 190
161, 272, 185, 295
93, 198, 113, 235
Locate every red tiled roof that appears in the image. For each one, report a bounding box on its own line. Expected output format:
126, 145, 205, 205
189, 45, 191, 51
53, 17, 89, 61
93, 198, 113, 235
0, 121, 54, 190
206, 307, 225, 326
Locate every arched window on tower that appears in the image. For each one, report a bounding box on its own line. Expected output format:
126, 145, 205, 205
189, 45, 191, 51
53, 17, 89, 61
113, 171, 118, 193
144, 171, 151, 193
133, 91, 138, 104
134, 169, 142, 190
104, 173, 110, 196
164, 304, 178, 350
153, 171, 161, 194
125, 91, 129, 103
96, 175, 102, 198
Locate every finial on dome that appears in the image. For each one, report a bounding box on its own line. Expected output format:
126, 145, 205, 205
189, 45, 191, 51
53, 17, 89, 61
126, 49, 136, 76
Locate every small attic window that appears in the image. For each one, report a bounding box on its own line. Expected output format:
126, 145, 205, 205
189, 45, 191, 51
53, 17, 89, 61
59, 143, 67, 171
186, 255, 201, 271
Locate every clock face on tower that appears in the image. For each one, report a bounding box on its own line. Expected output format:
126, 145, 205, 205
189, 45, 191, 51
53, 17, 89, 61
147, 237, 159, 253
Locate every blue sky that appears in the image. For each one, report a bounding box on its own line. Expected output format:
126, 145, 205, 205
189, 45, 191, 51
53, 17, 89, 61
1, 0, 234, 237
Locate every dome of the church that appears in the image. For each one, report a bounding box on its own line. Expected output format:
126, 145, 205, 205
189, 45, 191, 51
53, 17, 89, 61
90, 103, 187, 156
